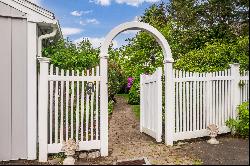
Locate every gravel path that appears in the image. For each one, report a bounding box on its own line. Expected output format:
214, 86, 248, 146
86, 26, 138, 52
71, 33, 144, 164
78, 96, 194, 165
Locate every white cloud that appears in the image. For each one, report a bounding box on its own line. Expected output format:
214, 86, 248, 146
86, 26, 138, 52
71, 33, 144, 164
70, 10, 93, 17
74, 37, 118, 48
27, 0, 41, 5
90, 0, 160, 6
89, 0, 111, 6
80, 18, 100, 26
62, 27, 83, 36
116, 0, 159, 6
86, 18, 100, 24
79, 21, 86, 26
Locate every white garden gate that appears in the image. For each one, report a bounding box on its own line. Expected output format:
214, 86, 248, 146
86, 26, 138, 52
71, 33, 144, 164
38, 58, 105, 162
140, 67, 162, 142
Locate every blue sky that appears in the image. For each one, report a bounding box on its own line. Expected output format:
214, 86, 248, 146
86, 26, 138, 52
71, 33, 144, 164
32, 0, 167, 48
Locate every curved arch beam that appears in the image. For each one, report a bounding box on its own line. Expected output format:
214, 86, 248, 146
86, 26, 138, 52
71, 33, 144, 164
100, 21, 174, 63
99, 22, 175, 157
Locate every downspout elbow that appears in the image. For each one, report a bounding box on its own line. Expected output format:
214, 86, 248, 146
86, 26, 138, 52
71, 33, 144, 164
38, 24, 58, 58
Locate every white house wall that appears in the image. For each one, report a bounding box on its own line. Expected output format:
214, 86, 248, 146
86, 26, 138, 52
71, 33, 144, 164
0, 14, 28, 161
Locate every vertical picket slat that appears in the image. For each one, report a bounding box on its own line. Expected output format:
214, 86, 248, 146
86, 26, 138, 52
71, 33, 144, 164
90, 68, 95, 141
202, 74, 206, 129
150, 81, 153, 130
76, 70, 80, 142
54, 67, 59, 144
80, 70, 85, 141
145, 82, 148, 129
176, 70, 179, 133
96, 66, 100, 140
86, 70, 90, 141
60, 69, 64, 143
49, 64, 53, 144
225, 70, 228, 122
179, 71, 183, 132
70, 70, 75, 139
193, 73, 197, 131
229, 69, 233, 119
221, 71, 225, 126
183, 71, 187, 132
218, 71, 222, 126
187, 72, 190, 131
212, 72, 215, 125
190, 72, 193, 131
66, 70, 69, 141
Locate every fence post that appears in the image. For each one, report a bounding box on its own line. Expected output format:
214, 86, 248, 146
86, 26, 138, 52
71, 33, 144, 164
37, 57, 50, 162
100, 56, 108, 156
164, 60, 174, 146
230, 63, 241, 120
156, 68, 163, 142
140, 74, 143, 133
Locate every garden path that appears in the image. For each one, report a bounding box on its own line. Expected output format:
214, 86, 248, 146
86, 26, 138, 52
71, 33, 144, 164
77, 96, 194, 165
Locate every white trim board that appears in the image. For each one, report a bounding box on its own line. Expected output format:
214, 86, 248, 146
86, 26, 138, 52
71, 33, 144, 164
0, 0, 55, 23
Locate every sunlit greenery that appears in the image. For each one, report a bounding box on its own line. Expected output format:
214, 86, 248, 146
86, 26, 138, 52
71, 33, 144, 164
43, 0, 249, 107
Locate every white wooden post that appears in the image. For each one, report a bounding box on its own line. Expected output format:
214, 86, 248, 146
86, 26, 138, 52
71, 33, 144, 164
164, 61, 174, 146
38, 57, 50, 162
140, 74, 144, 133
100, 56, 108, 156
27, 22, 37, 160
156, 68, 162, 142
230, 63, 241, 120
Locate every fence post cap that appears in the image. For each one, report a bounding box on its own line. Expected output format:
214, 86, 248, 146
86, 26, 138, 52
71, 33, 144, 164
163, 58, 174, 64
37, 57, 50, 63
229, 63, 240, 67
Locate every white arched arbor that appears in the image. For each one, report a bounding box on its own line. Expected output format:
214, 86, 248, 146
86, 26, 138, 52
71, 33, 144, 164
99, 22, 175, 156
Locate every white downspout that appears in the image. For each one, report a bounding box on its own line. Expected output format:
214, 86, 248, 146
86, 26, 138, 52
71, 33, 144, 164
37, 23, 58, 58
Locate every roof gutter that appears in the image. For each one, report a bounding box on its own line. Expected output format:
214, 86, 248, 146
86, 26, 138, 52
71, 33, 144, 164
37, 22, 58, 57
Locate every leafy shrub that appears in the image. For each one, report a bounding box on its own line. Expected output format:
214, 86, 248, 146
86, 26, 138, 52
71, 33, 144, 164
43, 39, 126, 102
43, 39, 99, 71
108, 60, 127, 102
128, 77, 140, 105
174, 36, 249, 72
108, 100, 114, 115
226, 102, 249, 137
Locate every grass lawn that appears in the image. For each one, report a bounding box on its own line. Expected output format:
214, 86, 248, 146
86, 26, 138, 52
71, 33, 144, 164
132, 105, 140, 119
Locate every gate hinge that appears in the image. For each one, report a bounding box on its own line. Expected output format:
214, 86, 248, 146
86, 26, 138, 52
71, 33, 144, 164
161, 75, 165, 82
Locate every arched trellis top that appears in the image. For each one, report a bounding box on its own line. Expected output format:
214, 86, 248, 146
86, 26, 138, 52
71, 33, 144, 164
100, 21, 174, 63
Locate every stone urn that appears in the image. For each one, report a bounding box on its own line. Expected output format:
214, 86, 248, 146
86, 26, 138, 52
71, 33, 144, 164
207, 124, 219, 144
62, 138, 78, 165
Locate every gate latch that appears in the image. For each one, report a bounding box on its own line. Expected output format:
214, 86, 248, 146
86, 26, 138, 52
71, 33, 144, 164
86, 82, 95, 95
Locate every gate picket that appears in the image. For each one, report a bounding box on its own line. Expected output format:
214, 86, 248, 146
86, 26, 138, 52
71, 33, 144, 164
140, 67, 162, 142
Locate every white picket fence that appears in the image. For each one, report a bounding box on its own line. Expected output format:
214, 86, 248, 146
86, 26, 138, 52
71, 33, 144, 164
172, 64, 249, 142
47, 64, 101, 153
140, 68, 162, 142
38, 58, 103, 161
